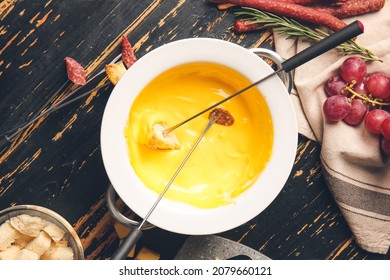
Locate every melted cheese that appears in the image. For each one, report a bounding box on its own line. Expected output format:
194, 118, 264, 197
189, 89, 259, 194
125, 62, 273, 208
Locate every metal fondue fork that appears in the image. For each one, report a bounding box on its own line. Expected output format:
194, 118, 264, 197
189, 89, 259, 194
111, 107, 235, 260
0, 53, 122, 144
164, 20, 364, 135
111, 118, 215, 260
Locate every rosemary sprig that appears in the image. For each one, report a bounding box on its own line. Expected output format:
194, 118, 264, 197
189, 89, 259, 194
235, 7, 382, 62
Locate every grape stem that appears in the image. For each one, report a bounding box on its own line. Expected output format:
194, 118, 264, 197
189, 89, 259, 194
343, 81, 390, 107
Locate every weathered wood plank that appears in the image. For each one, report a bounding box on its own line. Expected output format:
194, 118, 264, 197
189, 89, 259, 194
0, 0, 389, 260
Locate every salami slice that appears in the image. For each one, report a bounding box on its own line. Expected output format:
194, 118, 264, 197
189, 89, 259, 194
65, 57, 86, 85
121, 35, 137, 69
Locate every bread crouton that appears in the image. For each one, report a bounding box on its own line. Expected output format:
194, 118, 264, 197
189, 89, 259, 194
105, 61, 126, 85
0, 221, 23, 250
43, 222, 65, 243
19, 249, 40, 260
41, 245, 74, 260
0, 245, 21, 260
149, 122, 181, 150
25, 231, 52, 256
10, 214, 47, 237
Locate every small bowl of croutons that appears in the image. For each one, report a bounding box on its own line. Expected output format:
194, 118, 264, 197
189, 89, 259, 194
0, 205, 84, 260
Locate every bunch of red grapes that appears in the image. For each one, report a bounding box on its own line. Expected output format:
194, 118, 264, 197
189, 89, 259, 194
323, 56, 390, 156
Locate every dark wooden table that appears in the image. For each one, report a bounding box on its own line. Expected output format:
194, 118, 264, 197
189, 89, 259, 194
1, 0, 389, 260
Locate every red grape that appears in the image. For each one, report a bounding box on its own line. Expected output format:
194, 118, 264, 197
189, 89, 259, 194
325, 75, 346, 97
381, 117, 390, 139
340, 57, 367, 83
343, 99, 367, 126
364, 109, 390, 134
366, 72, 390, 99
381, 137, 390, 156
323, 95, 351, 122
352, 80, 368, 96
322, 57, 390, 156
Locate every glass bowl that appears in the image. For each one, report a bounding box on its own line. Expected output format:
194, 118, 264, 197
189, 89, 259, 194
0, 205, 84, 260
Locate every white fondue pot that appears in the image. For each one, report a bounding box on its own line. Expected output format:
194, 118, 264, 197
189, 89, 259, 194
101, 38, 297, 235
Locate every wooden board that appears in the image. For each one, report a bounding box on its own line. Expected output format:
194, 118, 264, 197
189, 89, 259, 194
0, 0, 388, 260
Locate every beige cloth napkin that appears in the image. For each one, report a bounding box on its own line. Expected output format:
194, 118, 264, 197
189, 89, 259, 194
273, 2, 390, 254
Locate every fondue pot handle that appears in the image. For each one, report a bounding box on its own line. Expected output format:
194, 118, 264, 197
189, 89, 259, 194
249, 48, 293, 94
106, 184, 154, 230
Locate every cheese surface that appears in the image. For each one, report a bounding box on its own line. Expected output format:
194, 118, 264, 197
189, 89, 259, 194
125, 62, 273, 208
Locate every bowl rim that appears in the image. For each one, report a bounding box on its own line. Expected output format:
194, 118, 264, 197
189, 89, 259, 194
101, 37, 298, 235
0, 204, 84, 260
